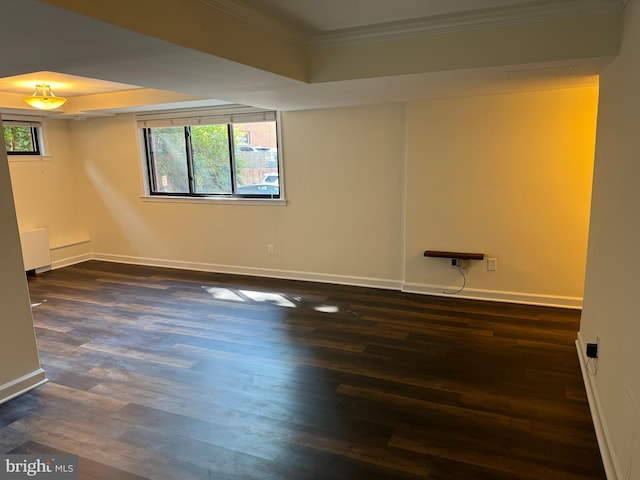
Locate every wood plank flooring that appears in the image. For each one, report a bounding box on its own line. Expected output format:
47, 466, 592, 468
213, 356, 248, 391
1, 261, 604, 479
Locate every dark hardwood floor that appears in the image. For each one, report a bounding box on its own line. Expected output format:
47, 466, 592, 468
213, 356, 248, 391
1, 261, 604, 479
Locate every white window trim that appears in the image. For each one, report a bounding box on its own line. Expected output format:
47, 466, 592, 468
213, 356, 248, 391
136, 106, 285, 203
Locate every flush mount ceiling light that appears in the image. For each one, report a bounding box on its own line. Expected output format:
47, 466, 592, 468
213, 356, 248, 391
23, 84, 67, 110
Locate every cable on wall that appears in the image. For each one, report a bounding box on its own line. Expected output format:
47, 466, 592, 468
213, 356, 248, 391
443, 265, 467, 295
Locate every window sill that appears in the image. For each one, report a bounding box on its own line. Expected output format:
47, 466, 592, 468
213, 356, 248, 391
140, 195, 287, 206
7, 155, 52, 162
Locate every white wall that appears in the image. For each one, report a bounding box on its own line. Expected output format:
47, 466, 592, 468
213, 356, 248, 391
579, 0, 640, 477
0, 119, 46, 404
404, 87, 598, 306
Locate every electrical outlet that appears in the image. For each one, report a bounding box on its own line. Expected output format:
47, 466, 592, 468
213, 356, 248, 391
267, 243, 275, 255
487, 257, 497, 271
452, 259, 468, 269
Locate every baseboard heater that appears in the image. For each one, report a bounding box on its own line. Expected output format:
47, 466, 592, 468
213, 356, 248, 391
19, 228, 51, 272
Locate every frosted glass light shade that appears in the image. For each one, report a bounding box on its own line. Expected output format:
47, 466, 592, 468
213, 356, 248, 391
23, 84, 67, 110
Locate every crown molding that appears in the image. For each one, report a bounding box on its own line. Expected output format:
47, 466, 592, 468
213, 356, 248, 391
199, 0, 308, 48
309, 0, 627, 48
200, 0, 626, 50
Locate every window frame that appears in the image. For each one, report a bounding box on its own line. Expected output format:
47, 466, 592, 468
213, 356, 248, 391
138, 106, 283, 202
3, 119, 43, 156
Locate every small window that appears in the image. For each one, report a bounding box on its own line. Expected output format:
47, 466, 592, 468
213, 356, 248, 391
3, 121, 41, 155
139, 107, 281, 200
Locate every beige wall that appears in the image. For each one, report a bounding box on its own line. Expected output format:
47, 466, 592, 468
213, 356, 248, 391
8, 119, 90, 266
404, 87, 598, 306
70, 104, 406, 286
580, 0, 640, 477
0, 119, 45, 404
278, 106, 405, 283
6, 88, 597, 305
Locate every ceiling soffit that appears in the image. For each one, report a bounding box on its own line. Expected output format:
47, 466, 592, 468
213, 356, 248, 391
308, 13, 622, 83
37, 0, 625, 88
39, 0, 308, 82
5, 0, 624, 113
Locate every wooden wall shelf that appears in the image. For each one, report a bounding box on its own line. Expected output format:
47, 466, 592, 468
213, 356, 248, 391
423, 250, 485, 261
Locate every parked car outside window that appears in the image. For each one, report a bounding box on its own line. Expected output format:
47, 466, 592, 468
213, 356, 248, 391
263, 173, 279, 184
236, 183, 279, 195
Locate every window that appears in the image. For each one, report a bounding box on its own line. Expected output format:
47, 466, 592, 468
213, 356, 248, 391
3, 120, 41, 155
139, 107, 281, 199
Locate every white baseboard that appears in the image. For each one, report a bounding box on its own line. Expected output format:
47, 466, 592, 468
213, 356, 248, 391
0, 368, 48, 405
49, 239, 92, 270
51, 252, 92, 270
91, 253, 404, 291
576, 332, 622, 480
65, 253, 583, 309
402, 282, 583, 309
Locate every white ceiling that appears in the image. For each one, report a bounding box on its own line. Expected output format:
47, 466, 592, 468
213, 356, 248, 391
0, 0, 626, 117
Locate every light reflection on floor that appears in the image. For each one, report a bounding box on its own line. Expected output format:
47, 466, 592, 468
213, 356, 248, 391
202, 286, 341, 313
313, 305, 339, 313
204, 287, 244, 302
240, 289, 297, 308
